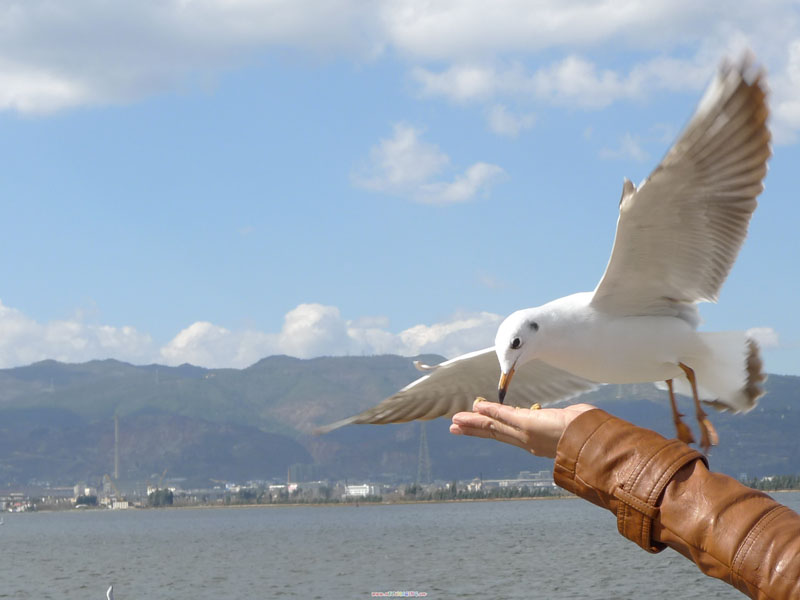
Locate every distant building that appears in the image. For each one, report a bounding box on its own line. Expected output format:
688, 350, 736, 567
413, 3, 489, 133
73, 484, 97, 499
344, 484, 379, 497
479, 469, 556, 490
467, 478, 480, 492
4, 493, 31, 512
517, 470, 552, 481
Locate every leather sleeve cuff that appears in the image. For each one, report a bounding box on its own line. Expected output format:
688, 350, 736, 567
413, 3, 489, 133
554, 409, 707, 553
613, 438, 707, 552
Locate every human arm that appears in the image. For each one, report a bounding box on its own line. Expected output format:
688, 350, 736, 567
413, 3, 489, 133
451, 402, 800, 599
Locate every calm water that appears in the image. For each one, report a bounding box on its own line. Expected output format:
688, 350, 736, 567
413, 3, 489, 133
3, 493, 799, 599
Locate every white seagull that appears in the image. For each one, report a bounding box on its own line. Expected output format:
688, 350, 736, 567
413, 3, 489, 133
318, 56, 769, 452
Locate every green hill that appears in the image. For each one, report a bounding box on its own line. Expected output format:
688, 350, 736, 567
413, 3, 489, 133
0, 356, 798, 486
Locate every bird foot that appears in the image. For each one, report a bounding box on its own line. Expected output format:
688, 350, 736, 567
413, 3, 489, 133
698, 417, 719, 454
674, 420, 696, 445
530, 403, 542, 410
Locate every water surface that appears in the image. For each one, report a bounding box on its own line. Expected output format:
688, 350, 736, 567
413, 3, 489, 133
4, 492, 799, 599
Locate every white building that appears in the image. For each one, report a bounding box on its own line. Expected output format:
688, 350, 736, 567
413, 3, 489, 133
344, 484, 379, 497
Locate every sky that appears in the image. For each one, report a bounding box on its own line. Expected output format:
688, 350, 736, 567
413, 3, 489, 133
0, 1, 798, 374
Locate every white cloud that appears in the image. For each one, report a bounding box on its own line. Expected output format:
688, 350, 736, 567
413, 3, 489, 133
159, 321, 256, 367
380, 1, 726, 60
2, 1, 800, 140
161, 302, 502, 367
0, 299, 154, 366
278, 303, 354, 358
0, 299, 787, 371
0, 0, 382, 113
0, 59, 90, 113
353, 123, 505, 204
487, 104, 535, 137
417, 163, 506, 204
772, 39, 800, 144
534, 56, 640, 108
354, 123, 450, 191
599, 132, 649, 162
159, 303, 355, 366
413, 54, 714, 108
0, 298, 501, 369
411, 63, 507, 102
747, 327, 780, 349
397, 311, 501, 357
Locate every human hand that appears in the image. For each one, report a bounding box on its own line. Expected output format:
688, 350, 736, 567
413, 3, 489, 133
449, 400, 598, 458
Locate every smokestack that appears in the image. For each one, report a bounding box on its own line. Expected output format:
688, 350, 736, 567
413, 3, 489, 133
114, 414, 119, 480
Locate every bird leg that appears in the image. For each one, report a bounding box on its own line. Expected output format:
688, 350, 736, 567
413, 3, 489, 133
678, 362, 719, 453
666, 378, 695, 445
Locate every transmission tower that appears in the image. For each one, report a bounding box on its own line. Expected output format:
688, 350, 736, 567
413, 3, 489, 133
416, 421, 432, 485
113, 414, 119, 480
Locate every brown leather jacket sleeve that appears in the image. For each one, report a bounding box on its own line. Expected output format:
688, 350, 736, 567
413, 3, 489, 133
553, 409, 800, 600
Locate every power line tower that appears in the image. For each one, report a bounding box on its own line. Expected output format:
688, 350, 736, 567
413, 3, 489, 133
416, 421, 432, 485
114, 414, 119, 480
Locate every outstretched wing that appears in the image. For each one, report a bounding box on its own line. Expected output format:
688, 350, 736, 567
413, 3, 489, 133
592, 57, 770, 319
315, 348, 597, 433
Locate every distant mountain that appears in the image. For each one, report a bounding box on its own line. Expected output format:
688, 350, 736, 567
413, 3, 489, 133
0, 406, 311, 485
0, 355, 438, 435
0, 356, 798, 486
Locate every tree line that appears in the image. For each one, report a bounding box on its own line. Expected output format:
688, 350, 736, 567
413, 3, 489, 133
403, 482, 561, 501
744, 474, 800, 491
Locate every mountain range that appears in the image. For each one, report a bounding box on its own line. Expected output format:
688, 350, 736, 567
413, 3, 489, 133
0, 355, 798, 486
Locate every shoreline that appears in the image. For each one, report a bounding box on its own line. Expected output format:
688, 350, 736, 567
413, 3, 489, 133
166, 494, 580, 510
18, 489, 800, 514
21, 494, 580, 514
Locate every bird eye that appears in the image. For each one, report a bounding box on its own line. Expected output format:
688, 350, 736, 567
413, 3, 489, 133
529, 321, 539, 331
510, 337, 521, 350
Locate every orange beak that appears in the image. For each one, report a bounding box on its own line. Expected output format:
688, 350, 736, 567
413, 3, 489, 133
498, 366, 515, 404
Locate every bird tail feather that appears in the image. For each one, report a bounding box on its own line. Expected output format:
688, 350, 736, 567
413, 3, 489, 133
656, 332, 766, 413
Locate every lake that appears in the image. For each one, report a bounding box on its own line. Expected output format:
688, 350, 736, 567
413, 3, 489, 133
3, 493, 799, 599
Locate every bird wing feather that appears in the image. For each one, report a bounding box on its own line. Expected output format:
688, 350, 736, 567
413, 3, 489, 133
315, 348, 597, 433
591, 57, 770, 320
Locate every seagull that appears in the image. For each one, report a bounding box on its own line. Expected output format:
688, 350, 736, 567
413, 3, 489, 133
107, 585, 114, 600
317, 56, 769, 453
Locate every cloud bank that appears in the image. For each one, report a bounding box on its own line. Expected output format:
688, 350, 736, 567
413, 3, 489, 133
0, 300, 783, 371
1, 1, 799, 141
0, 300, 154, 367
0, 299, 501, 369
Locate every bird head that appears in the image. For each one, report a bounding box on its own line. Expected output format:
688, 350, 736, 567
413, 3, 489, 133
495, 309, 540, 403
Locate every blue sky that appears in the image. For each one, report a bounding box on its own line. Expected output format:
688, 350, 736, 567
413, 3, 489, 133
0, 1, 798, 374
